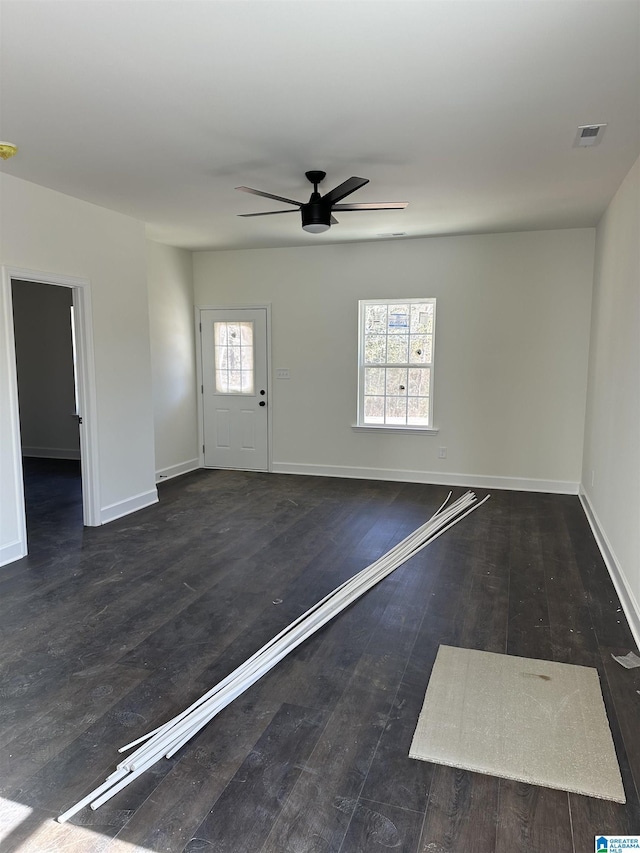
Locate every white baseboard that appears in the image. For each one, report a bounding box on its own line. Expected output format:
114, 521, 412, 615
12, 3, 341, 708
0, 538, 27, 567
579, 486, 640, 652
271, 462, 578, 495
22, 446, 81, 460
100, 488, 159, 525
156, 458, 200, 483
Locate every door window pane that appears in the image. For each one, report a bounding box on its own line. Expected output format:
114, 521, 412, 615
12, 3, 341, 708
214, 321, 254, 394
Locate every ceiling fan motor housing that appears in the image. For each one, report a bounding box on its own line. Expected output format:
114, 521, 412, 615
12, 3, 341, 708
301, 192, 331, 232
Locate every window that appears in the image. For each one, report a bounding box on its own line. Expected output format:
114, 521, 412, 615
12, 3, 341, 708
358, 299, 436, 429
214, 320, 255, 394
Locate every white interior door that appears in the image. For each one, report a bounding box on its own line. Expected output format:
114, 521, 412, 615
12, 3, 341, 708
201, 307, 269, 471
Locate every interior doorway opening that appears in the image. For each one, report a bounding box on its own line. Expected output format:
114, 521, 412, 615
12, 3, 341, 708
2, 266, 101, 565
11, 280, 84, 544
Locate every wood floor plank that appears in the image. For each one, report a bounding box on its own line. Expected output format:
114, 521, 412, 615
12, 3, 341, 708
536, 501, 601, 668
339, 797, 424, 853
359, 676, 435, 814
506, 495, 553, 660
259, 651, 407, 853
401, 576, 474, 696
360, 536, 481, 816
569, 790, 640, 852
495, 782, 573, 853
419, 766, 499, 853
183, 703, 329, 853
458, 570, 509, 654
0, 664, 149, 792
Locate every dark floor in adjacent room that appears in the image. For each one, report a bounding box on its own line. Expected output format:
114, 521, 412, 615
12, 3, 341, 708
1, 463, 639, 853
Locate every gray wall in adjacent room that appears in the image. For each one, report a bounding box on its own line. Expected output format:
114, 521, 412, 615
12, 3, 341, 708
12, 280, 80, 459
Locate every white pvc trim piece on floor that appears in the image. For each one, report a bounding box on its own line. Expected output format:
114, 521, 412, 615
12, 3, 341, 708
58, 490, 488, 823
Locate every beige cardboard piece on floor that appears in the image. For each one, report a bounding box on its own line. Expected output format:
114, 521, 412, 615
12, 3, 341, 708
409, 645, 625, 803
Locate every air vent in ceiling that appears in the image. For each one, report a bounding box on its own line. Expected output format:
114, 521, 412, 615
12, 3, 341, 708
574, 124, 607, 147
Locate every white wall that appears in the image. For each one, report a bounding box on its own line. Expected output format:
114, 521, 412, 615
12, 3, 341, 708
0, 173, 157, 563
12, 280, 80, 458
581, 155, 640, 645
194, 228, 595, 492
147, 240, 198, 481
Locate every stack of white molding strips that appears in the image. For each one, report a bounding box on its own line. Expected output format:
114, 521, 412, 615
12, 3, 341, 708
58, 489, 488, 823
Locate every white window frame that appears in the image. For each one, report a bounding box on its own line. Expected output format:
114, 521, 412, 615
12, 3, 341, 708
355, 298, 438, 434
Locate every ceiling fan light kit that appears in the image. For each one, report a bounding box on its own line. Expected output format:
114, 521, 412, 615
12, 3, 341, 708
302, 220, 330, 234
236, 170, 408, 234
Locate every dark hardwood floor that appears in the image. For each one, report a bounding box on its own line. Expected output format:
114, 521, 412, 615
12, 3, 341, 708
1, 463, 639, 852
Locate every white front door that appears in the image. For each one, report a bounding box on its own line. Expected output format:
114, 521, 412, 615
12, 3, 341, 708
200, 307, 269, 471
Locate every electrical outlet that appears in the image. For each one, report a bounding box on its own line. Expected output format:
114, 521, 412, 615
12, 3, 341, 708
438, 447, 447, 459
275, 368, 290, 380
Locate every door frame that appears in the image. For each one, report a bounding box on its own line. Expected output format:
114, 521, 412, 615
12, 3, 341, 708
2, 266, 101, 560
195, 303, 272, 471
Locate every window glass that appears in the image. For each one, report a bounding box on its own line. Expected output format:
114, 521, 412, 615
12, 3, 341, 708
358, 299, 435, 428
214, 321, 255, 394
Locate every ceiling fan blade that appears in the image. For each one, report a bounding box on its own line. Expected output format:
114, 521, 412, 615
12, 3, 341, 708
236, 186, 302, 207
321, 176, 369, 206
330, 214, 339, 225
238, 209, 299, 217
332, 202, 408, 210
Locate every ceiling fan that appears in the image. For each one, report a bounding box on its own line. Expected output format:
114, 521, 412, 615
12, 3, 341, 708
236, 170, 408, 233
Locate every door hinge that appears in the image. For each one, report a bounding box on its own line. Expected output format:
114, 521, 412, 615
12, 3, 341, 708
201, 384, 204, 394
199, 322, 202, 332
203, 444, 205, 454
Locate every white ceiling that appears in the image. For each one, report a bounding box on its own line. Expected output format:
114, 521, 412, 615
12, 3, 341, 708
1, 0, 639, 251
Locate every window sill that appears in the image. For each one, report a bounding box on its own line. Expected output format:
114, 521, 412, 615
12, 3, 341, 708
351, 424, 439, 435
